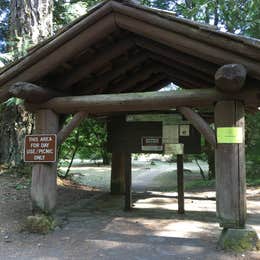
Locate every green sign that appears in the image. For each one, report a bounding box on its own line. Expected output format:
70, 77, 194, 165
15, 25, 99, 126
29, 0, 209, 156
217, 127, 243, 144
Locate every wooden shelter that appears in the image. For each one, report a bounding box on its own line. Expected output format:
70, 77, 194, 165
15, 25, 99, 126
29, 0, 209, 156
0, 0, 260, 240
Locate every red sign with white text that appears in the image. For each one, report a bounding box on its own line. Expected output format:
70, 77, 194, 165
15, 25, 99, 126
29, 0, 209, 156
24, 134, 57, 162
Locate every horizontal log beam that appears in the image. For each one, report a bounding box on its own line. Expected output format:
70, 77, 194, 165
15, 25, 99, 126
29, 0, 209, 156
26, 88, 260, 114
178, 106, 216, 148
57, 111, 88, 145
8, 82, 64, 103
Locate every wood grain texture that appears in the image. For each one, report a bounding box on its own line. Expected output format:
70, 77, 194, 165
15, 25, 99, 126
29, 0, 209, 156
111, 152, 126, 195
26, 88, 260, 114
31, 109, 59, 213
9, 82, 64, 103
115, 13, 260, 80
57, 111, 87, 145
124, 153, 132, 211
177, 154, 184, 214
214, 101, 246, 228
178, 106, 216, 148
215, 64, 247, 93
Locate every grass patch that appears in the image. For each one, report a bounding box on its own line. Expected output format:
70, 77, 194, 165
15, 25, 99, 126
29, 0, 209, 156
185, 179, 215, 191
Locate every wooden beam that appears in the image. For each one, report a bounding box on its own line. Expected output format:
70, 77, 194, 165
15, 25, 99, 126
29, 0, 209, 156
111, 1, 260, 61
0, 13, 116, 89
57, 111, 88, 145
108, 65, 161, 93
115, 14, 260, 80
133, 74, 166, 92
26, 88, 260, 114
74, 52, 148, 95
8, 82, 64, 103
160, 64, 212, 89
145, 79, 172, 92
124, 153, 132, 211
148, 53, 214, 84
177, 154, 184, 214
111, 151, 126, 195
214, 101, 246, 228
31, 109, 59, 213
178, 106, 216, 148
215, 64, 247, 93
136, 38, 217, 77
54, 38, 136, 90
108, 59, 212, 93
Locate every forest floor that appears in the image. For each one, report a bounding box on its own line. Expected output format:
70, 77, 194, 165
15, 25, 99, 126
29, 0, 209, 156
0, 160, 260, 260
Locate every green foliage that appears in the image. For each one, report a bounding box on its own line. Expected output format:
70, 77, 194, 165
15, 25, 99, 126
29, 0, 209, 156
54, 0, 102, 29
25, 214, 55, 234
0, 0, 9, 52
59, 117, 109, 163
141, 0, 260, 36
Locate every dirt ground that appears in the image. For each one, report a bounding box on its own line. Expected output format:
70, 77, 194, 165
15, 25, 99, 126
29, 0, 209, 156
0, 166, 259, 260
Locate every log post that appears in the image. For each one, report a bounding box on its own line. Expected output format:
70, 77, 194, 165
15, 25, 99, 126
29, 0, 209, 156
214, 101, 246, 228
177, 154, 185, 214
31, 109, 59, 213
110, 152, 126, 195
124, 153, 132, 211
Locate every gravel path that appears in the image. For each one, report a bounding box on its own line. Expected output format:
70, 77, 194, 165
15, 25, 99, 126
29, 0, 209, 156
0, 162, 259, 260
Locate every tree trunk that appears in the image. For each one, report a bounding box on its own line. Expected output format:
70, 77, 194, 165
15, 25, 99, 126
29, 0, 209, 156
0, 103, 34, 166
9, 0, 53, 56
0, 0, 53, 168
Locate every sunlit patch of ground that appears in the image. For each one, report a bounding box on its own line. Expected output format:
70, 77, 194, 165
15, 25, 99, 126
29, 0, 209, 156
0, 160, 259, 259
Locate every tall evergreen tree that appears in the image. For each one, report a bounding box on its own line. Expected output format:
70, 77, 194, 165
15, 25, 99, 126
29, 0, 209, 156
0, 0, 54, 167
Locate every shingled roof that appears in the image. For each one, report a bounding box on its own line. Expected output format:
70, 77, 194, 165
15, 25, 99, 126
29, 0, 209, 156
0, 0, 260, 103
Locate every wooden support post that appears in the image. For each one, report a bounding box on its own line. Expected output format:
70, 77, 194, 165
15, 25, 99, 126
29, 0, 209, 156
57, 111, 87, 145
31, 109, 59, 213
124, 153, 132, 211
178, 106, 216, 148
214, 101, 246, 228
111, 152, 126, 195
177, 154, 185, 214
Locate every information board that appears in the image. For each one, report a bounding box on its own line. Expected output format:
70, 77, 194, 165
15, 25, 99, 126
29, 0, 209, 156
24, 134, 57, 162
107, 116, 201, 154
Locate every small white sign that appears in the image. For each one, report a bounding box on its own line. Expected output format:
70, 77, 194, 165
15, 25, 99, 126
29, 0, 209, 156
179, 125, 190, 136
164, 143, 184, 155
162, 125, 179, 144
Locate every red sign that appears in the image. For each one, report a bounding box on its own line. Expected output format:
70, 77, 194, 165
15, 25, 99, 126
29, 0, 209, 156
24, 134, 57, 162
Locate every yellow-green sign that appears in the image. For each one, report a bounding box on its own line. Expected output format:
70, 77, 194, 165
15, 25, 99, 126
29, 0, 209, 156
217, 127, 243, 144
